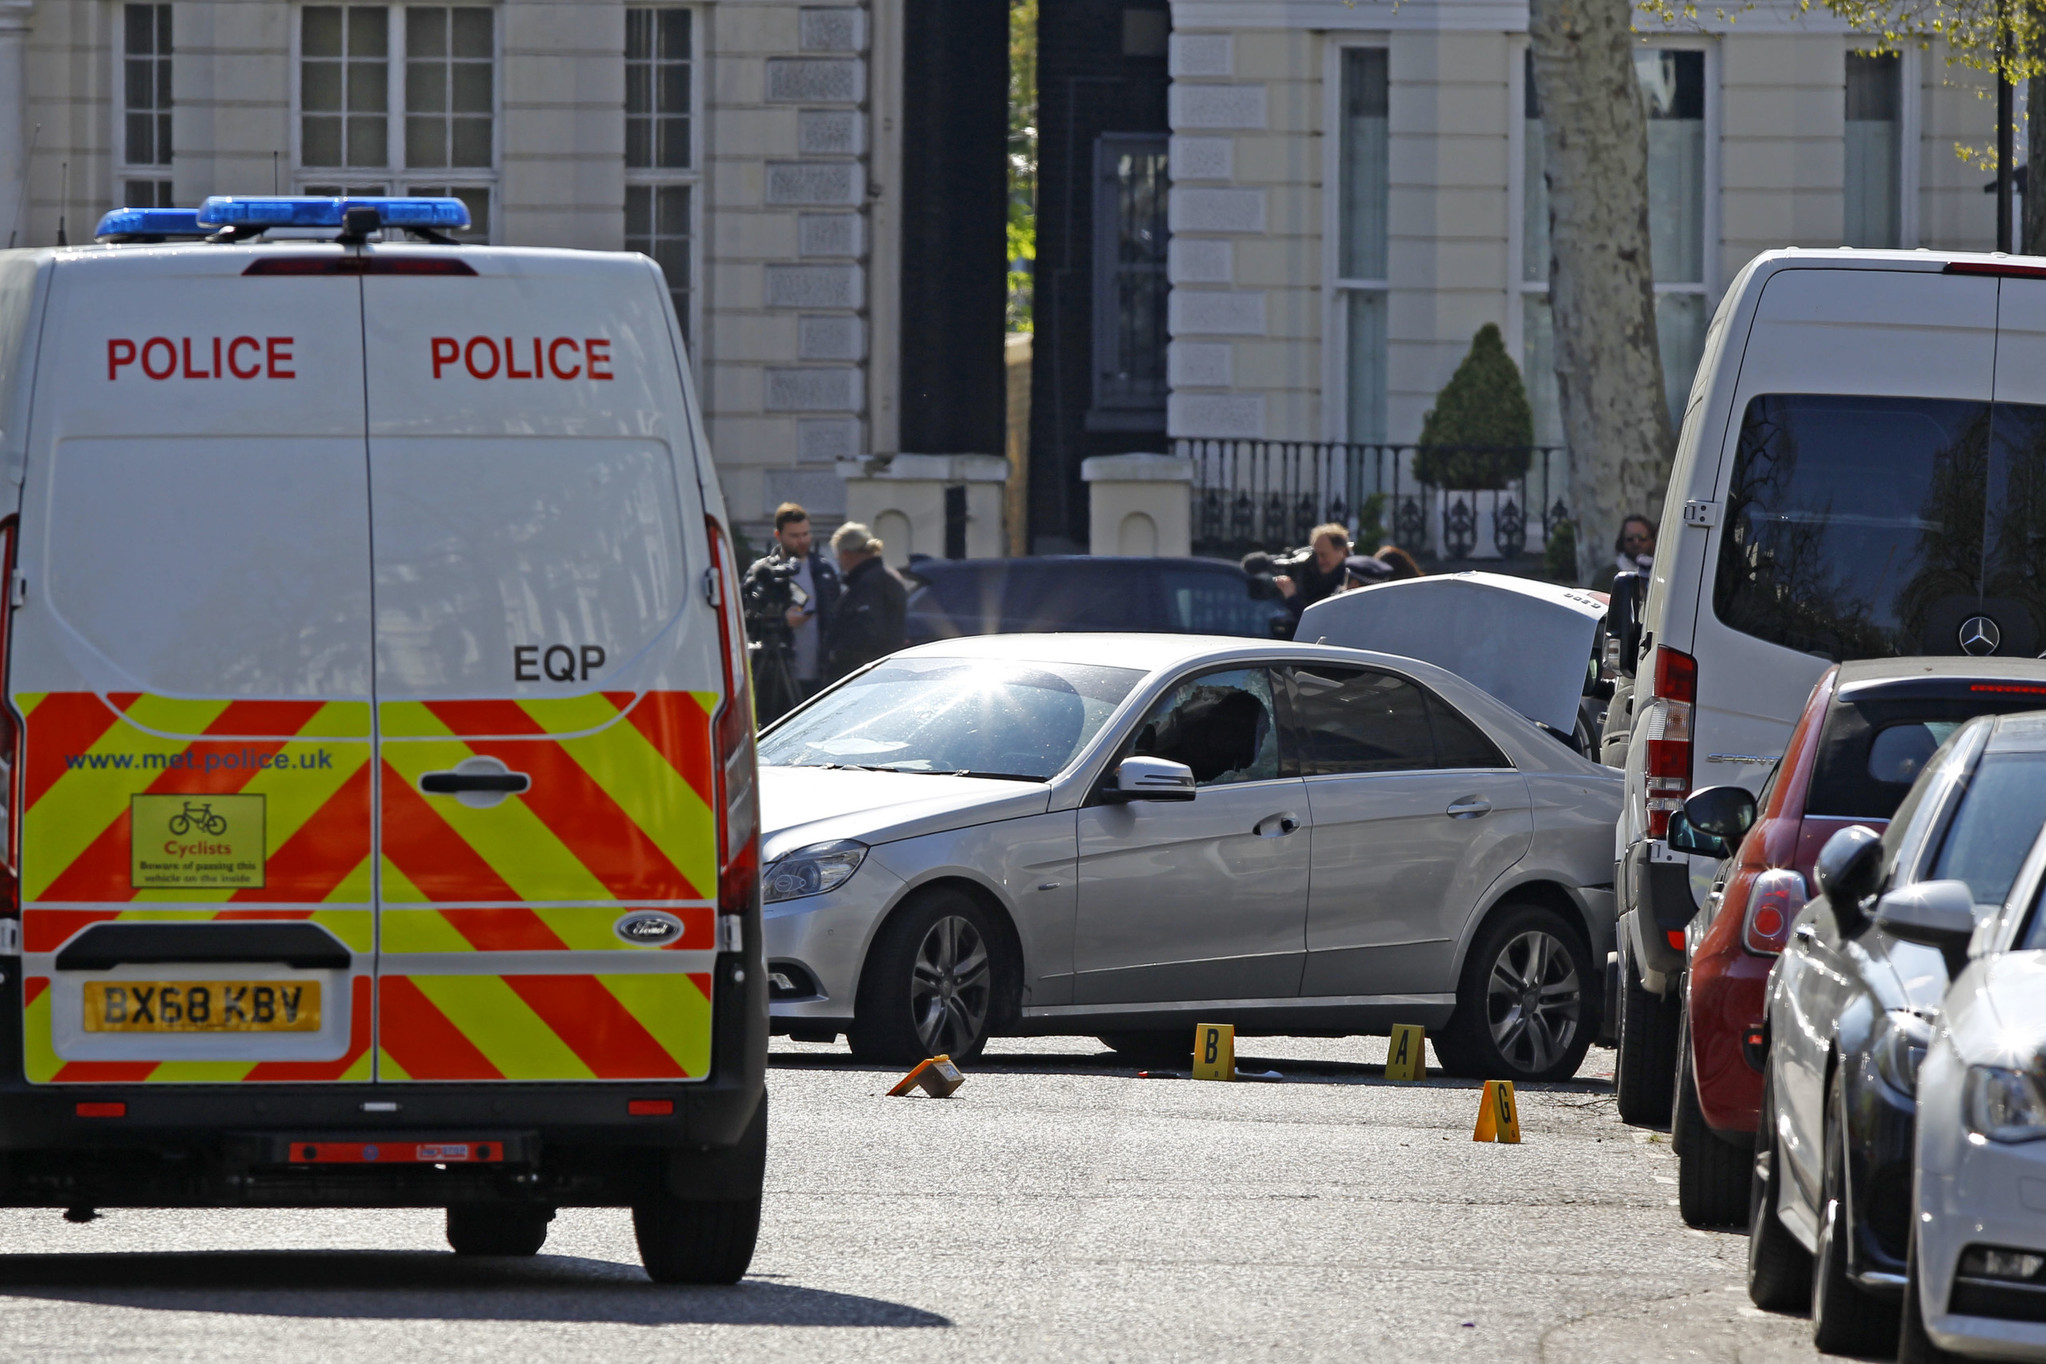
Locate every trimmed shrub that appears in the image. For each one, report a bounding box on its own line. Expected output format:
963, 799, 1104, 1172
1544, 518, 1578, 584
1415, 324, 1535, 490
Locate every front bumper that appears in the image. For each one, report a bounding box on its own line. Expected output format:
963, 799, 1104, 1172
1919, 1138, 2046, 1358
762, 857, 904, 1029
1844, 1053, 1919, 1281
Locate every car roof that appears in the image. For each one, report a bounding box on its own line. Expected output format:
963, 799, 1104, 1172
893, 632, 1286, 670
1834, 656, 2046, 700
904, 555, 1240, 576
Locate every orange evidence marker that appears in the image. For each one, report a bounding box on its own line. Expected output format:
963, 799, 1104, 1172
1472, 1079, 1521, 1143
888, 1054, 966, 1098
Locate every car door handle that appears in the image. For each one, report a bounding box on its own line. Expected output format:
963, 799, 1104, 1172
1445, 797, 1491, 818
1253, 813, 1301, 837
420, 771, 530, 795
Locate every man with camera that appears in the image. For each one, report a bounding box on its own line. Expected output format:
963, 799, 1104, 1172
744, 502, 841, 723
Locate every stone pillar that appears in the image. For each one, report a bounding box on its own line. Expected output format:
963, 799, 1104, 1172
0, 1, 33, 249
836, 453, 1008, 566
1083, 452, 1193, 557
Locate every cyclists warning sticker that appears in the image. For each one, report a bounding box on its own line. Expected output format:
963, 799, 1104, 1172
130, 794, 266, 889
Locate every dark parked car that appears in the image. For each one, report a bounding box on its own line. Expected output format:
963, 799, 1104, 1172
1748, 710, 2046, 1355
902, 556, 1290, 646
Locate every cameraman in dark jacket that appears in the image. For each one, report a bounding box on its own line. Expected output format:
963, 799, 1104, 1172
744, 502, 841, 721
826, 522, 908, 680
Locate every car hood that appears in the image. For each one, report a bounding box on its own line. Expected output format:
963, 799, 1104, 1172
759, 766, 1054, 861
1946, 951, 2046, 1065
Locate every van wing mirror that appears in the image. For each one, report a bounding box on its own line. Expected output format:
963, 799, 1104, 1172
1684, 785, 1758, 842
1664, 810, 1728, 859
1812, 824, 1886, 931
1874, 879, 1978, 978
1103, 756, 1197, 803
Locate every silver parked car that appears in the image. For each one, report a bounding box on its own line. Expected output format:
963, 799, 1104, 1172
757, 634, 1622, 1081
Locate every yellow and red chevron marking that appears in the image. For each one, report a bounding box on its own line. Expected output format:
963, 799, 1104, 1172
377, 691, 716, 904
379, 904, 714, 953
375, 971, 712, 1080
17, 693, 373, 905
20, 973, 373, 1084
24, 907, 373, 955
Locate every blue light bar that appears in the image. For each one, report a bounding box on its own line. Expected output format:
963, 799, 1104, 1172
194, 195, 472, 231
93, 207, 206, 242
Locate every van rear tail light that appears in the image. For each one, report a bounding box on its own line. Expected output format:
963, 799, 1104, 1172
1743, 867, 1808, 955
704, 518, 760, 926
1643, 645, 1697, 839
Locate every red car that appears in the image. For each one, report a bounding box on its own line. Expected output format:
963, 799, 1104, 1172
1670, 658, 2046, 1227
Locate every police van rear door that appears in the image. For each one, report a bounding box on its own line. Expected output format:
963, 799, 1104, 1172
361, 249, 721, 1083
14, 248, 377, 1084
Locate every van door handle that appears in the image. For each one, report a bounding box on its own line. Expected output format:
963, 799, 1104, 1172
420, 772, 529, 795
1254, 813, 1301, 837
1445, 797, 1491, 818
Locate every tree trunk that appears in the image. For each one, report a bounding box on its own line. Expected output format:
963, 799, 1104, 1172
1529, 0, 1677, 585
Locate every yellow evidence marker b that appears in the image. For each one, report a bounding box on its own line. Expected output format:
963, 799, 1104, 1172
1472, 1079, 1521, 1143
1192, 1022, 1235, 1081
1384, 1023, 1427, 1081
888, 1054, 966, 1098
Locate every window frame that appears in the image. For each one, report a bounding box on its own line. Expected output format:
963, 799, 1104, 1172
1117, 664, 1296, 789
1321, 35, 1390, 444
290, 3, 502, 241
624, 4, 704, 356
113, 2, 175, 204
1088, 130, 1170, 421
1843, 42, 1922, 249
1279, 663, 1512, 777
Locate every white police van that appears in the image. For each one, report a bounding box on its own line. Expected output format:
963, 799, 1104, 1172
0, 196, 765, 1280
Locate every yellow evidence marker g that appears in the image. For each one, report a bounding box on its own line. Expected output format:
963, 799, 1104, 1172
1384, 1023, 1427, 1081
1472, 1079, 1521, 1143
1192, 1022, 1235, 1081
888, 1054, 966, 1098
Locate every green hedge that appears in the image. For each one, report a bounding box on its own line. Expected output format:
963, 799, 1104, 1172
1414, 323, 1535, 490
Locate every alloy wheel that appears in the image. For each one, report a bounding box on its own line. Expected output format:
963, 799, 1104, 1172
909, 914, 992, 1056
1484, 929, 1582, 1074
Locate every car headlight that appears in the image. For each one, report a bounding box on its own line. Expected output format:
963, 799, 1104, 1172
762, 839, 867, 903
1874, 1009, 1933, 1096
1965, 1064, 2046, 1143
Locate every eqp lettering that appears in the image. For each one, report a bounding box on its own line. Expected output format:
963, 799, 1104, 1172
107, 336, 295, 380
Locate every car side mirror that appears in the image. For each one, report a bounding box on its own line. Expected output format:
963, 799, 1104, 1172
1101, 756, 1197, 804
1665, 809, 1728, 859
1874, 879, 1978, 978
1812, 824, 1886, 933
1684, 785, 1758, 843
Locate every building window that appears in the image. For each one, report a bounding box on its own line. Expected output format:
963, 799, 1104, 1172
1091, 133, 1169, 415
297, 5, 496, 235
123, 180, 175, 208
122, 4, 173, 173
1337, 47, 1388, 444
626, 7, 700, 339
1521, 48, 1709, 436
1845, 52, 1902, 248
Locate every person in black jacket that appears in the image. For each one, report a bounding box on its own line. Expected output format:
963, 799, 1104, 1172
825, 522, 908, 680
744, 502, 841, 721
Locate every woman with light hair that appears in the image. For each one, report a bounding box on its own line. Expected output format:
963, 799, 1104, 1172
825, 522, 908, 679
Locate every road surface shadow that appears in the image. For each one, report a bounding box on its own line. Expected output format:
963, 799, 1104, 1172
770, 1048, 1615, 1095
0, 1251, 950, 1326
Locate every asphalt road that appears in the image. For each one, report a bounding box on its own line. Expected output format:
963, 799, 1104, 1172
0, 1036, 1850, 1363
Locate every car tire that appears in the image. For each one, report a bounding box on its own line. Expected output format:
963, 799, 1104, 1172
445, 1204, 552, 1256
1096, 1032, 1193, 1067
1812, 1071, 1900, 1356
848, 887, 1009, 1066
1436, 902, 1595, 1083
1747, 1064, 1814, 1312
1899, 1226, 1966, 1364
632, 1195, 761, 1285
1673, 1016, 1750, 1228
1615, 940, 1680, 1126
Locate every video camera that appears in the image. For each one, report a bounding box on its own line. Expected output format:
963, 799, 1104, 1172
741, 555, 811, 641
1240, 548, 1314, 602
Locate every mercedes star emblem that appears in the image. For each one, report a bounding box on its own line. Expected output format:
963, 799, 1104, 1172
1960, 615, 2003, 656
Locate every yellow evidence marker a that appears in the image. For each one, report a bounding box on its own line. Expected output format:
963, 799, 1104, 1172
1192, 1022, 1235, 1081
1384, 1024, 1427, 1081
1472, 1079, 1521, 1143
888, 1054, 966, 1098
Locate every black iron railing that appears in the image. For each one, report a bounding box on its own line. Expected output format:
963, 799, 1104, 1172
1175, 439, 1570, 562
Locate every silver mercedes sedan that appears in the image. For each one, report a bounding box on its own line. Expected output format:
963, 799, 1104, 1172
756, 633, 1621, 1081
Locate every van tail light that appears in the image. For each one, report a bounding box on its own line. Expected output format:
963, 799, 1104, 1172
704, 518, 760, 925
1643, 645, 1697, 838
1742, 867, 1808, 955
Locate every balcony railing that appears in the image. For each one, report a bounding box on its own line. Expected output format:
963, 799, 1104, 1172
1175, 439, 1570, 563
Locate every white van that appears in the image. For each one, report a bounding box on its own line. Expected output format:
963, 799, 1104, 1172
0, 197, 765, 1281
1611, 248, 2046, 1119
